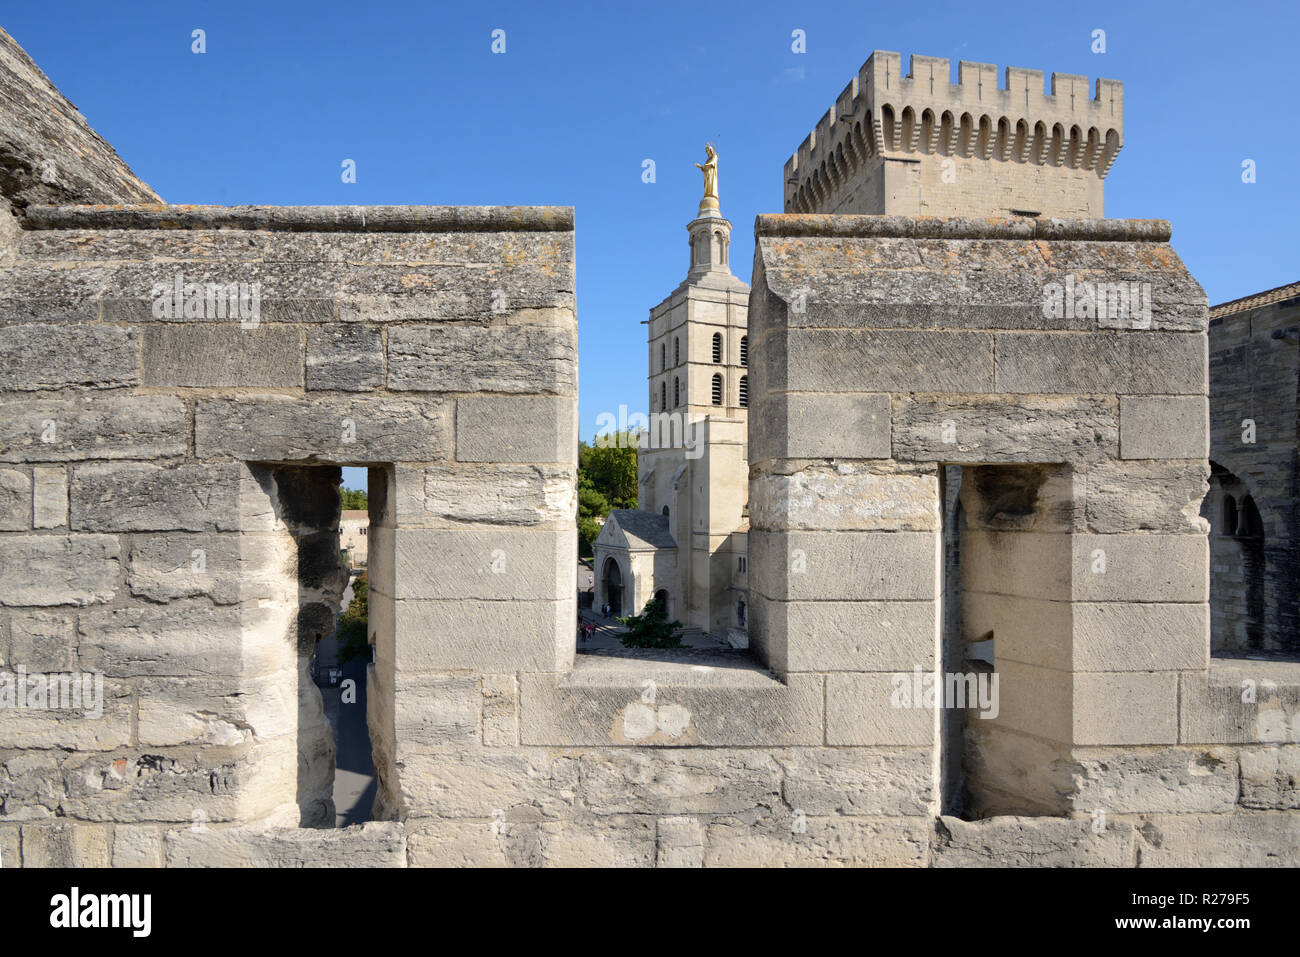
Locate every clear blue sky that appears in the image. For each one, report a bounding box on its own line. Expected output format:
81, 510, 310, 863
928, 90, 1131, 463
7, 1, 1297, 492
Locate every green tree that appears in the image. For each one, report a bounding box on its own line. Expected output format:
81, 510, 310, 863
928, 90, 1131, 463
340, 487, 368, 510
336, 572, 370, 663
576, 433, 637, 556
617, 597, 683, 649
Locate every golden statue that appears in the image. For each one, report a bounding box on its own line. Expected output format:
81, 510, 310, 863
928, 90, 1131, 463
696, 143, 719, 214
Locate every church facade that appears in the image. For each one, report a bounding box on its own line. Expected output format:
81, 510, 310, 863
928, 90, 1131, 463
592, 153, 750, 640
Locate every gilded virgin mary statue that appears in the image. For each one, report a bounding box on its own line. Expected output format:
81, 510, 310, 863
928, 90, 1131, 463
696, 143, 719, 215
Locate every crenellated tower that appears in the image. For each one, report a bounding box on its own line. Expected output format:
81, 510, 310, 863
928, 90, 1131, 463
783, 51, 1124, 218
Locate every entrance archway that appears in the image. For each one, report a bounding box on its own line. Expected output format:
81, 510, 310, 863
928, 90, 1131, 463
653, 588, 669, 618
603, 557, 623, 617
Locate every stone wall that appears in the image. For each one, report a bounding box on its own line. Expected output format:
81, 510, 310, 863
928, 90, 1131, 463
1205, 293, 1300, 655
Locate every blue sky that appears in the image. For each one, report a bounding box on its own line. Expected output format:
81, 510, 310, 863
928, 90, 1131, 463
7, 1, 1297, 492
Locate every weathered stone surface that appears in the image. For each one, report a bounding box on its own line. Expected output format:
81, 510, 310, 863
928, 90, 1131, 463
78, 601, 242, 677
520, 657, 823, 747
20, 822, 112, 867
1119, 395, 1209, 459
779, 748, 933, 816
388, 319, 577, 395
142, 325, 302, 387
933, 815, 1133, 867
0, 534, 119, 605
0, 26, 159, 208
32, 465, 67, 528
705, 815, 929, 867
0, 751, 64, 820
127, 533, 241, 604
1239, 747, 1300, 809
165, 822, 406, 867
893, 394, 1117, 463
824, 673, 934, 746
750, 596, 936, 672
1071, 747, 1238, 813
305, 323, 383, 391
455, 395, 576, 464
1082, 460, 1209, 533
385, 526, 571, 601
195, 395, 448, 462
750, 530, 937, 601
580, 749, 781, 816
1074, 671, 1179, 746
1179, 660, 1300, 745
0, 395, 186, 462
71, 462, 241, 531
749, 463, 939, 532
403, 464, 575, 527
1135, 812, 1300, 867
0, 678, 132, 750
0, 466, 29, 528
656, 816, 704, 868
481, 673, 518, 747
995, 331, 1205, 394
391, 598, 568, 673
0, 826, 18, 867
0, 324, 138, 391
112, 825, 164, 867
398, 749, 578, 819
750, 392, 890, 462
9, 610, 75, 671
769, 328, 994, 394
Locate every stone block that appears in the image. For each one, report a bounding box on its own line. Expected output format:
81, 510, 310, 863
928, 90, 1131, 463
769, 328, 994, 393
779, 747, 933, 816
165, 822, 406, 867
1071, 534, 1207, 602
825, 672, 935, 746
656, 816, 704, 868
127, 533, 241, 604
749, 596, 936, 672
0, 467, 29, 529
990, 659, 1072, 742
386, 526, 571, 601
1071, 746, 1238, 813
1119, 395, 1209, 459
1072, 602, 1208, 671
397, 749, 578, 819
32, 466, 67, 528
455, 394, 576, 464
402, 463, 575, 527
141, 324, 302, 387
195, 395, 449, 463
994, 331, 1205, 395
78, 601, 243, 677
1082, 460, 1209, 533
1239, 747, 1300, 809
10, 611, 76, 671
892, 394, 1117, 463
1135, 812, 1300, 867
704, 815, 929, 867
0, 324, 138, 391
387, 319, 576, 395
749, 463, 939, 532
1073, 671, 1179, 745
932, 815, 1133, 867
1179, 661, 1300, 745
306, 323, 383, 391
0, 677, 132, 750
0, 395, 186, 462
750, 392, 889, 462
20, 822, 112, 867
0, 535, 120, 606
390, 672, 481, 754
481, 673, 518, 746
579, 749, 781, 816
520, 657, 823, 746
539, 817, 655, 868
749, 530, 937, 601
112, 825, 165, 867
393, 598, 569, 673
71, 463, 242, 531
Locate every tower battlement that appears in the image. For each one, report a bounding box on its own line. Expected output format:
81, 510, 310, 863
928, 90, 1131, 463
784, 51, 1124, 218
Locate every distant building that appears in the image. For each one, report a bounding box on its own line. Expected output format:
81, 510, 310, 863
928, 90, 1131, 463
340, 510, 369, 568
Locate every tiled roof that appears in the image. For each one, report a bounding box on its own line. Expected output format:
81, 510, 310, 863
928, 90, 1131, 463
608, 509, 676, 549
1210, 280, 1300, 320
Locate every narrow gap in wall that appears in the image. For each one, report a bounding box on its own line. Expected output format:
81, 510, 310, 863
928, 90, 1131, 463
274, 464, 376, 828
940, 464, 970, 818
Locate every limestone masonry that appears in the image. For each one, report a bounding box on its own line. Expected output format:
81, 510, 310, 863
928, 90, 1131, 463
0, 29, 1296, 867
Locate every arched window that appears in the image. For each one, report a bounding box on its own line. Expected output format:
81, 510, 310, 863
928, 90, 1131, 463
660, 343, 665, 372
738, 375, 748, 408
711, 373, 723, 406
660, 380, 666, 411
1239, 496, 1264, 538
674, 337, 680, 366
740, 335, 748, 367
1222, 495, 1238, 536
712, 332, 722, 363
673, 376, 680, 407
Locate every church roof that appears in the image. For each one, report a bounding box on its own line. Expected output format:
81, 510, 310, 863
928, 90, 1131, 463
607, 509, 676, 549
1210, 280, 1300, 320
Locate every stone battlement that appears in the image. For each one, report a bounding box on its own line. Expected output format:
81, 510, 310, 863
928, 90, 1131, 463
784, 51, 1124, 218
